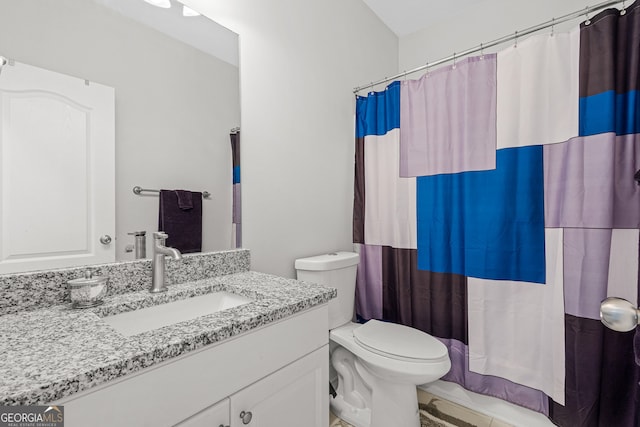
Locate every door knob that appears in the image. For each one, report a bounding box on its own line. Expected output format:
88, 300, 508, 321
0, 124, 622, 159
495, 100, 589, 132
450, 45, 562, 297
99, 235, 112, 245
239, 410, 252, 424
600, 297, 640, 332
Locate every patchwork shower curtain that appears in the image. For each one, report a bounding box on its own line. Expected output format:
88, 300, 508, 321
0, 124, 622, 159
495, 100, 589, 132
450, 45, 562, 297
354, 4, 640, 426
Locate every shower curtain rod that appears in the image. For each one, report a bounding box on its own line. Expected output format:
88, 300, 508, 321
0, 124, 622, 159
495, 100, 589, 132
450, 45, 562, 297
353, 0, 627, 94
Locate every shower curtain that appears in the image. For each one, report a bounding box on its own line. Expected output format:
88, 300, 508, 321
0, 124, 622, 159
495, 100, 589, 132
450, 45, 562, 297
230, 131, 241, 248
354, 4, 640, 426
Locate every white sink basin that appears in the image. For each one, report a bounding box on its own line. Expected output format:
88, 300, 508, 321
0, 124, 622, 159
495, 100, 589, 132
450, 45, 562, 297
102, 291, 252, 337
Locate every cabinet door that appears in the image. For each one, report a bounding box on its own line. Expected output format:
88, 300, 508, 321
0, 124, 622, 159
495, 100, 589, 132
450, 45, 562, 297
174, 398, 229, 427
0, 59, 115, 273
230, 345, 328, 427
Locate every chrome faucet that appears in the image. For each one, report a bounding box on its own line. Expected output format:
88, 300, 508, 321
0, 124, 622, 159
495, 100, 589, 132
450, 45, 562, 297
150, 232, 182, 293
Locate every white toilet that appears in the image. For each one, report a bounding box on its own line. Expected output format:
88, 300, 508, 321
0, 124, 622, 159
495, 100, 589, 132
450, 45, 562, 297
295, 252, 451, 427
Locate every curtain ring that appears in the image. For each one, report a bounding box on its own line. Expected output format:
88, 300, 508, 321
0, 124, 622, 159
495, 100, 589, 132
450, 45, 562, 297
550, 18, 555, 37
584, 6, 591, 25
480, 43, 484, 59
514, 30, 518, 48
621, 1, 627, 15
452, 53, 457, 69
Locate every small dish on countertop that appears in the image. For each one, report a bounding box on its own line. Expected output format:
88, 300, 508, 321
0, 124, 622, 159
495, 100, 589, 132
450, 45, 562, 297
68, 270, 109, 308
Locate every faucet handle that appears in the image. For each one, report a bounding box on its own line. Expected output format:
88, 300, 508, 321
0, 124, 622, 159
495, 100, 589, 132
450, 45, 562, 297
153, 231, 168, 240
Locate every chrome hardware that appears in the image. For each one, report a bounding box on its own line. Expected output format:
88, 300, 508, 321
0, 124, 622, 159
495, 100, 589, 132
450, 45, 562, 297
239, 410, 252, 424
218, 425, 229, 427
149, 232, 182, 293
127, 231, 146, 259
600, 297, 640, 332
584, 6, 591, 25
133, 185, 211, 199
99, 235, 112, 245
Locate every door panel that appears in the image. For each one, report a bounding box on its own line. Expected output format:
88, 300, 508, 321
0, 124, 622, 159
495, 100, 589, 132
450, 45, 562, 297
230, 346, 329, 427
0, 60, 114, 273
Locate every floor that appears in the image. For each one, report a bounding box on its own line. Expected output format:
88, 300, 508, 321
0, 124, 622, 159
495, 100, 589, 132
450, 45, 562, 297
329, 389, 514, 427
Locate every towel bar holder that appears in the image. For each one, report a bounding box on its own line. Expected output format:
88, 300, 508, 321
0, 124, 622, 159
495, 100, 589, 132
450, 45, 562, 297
133, 186, 211, 199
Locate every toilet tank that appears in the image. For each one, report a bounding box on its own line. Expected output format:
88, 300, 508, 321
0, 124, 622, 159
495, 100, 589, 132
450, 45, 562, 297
295, 252, 360, 330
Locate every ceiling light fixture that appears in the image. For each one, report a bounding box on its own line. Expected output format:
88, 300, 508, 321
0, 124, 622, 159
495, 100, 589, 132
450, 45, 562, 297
143, 0, 171, 8
182, 5, 200, 17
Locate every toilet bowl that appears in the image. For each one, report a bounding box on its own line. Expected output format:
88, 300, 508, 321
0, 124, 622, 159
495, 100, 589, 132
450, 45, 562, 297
295, 252, 451, 427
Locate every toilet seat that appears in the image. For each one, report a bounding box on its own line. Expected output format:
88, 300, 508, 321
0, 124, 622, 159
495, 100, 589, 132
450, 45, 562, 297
353, 320, 448, 362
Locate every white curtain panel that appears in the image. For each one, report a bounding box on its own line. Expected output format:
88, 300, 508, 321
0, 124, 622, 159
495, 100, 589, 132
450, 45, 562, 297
468, 228, 566, 404
364, 128, 417, 249
497, 29, 580, 149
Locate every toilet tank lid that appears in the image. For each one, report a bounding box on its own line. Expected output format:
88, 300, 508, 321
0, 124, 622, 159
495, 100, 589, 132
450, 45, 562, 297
294, 252, 360, 271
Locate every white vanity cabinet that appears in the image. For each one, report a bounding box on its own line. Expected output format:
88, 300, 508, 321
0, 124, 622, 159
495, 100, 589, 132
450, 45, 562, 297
55, 305, 329, 427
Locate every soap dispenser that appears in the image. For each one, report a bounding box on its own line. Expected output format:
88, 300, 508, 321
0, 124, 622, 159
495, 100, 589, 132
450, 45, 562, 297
126, 231, 147, 259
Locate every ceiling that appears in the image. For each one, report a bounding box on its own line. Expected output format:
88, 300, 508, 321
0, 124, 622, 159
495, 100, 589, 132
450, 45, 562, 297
96, 0, 488, 64
94, 0, 238, 66
362, 0, 489, 37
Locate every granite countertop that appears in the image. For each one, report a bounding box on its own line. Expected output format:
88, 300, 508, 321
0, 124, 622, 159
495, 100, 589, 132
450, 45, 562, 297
0, 271, 336, 406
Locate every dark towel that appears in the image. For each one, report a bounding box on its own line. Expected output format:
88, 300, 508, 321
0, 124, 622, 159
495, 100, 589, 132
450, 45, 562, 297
174, 190, 193, 210
158, 190, 202, 253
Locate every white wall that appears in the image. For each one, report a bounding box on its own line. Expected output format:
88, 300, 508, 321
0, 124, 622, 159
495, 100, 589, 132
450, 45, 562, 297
400, 0, 592, 71
184, 0, 399, 277
0, 0, 239, 261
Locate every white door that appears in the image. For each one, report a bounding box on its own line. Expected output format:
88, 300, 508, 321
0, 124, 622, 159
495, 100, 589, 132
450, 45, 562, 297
0, 59, 115, 273
230, 346, 329, 427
